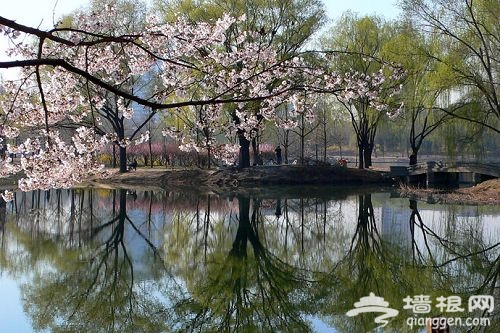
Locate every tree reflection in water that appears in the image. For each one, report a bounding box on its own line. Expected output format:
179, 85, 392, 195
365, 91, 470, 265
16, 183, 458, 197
13, 189, 174, 332
408, 198, 500, 329
0, 188, 498, 332
173, 195, 315, 332
317, 194, 416, 332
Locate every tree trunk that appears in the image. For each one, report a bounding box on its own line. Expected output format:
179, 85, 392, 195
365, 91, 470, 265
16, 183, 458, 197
251, 137, 258, 166
323, 135, 327, 163
358, 145, 364, 169
207, 146, 211, 169
364, 144, 373, 168
300, 114, 305, 165
365, 135, 376, 168
284, 130, 290, 164
322, 114, 327, 162
119, 145, 127, 172
149, 138, 153, 168
410, 147, 419, 165
239, 135, 250, 168
112, 144, 116, 168
0, 197, 6, 227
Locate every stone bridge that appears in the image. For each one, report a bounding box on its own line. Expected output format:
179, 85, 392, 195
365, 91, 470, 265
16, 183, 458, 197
390, 161, 500, 186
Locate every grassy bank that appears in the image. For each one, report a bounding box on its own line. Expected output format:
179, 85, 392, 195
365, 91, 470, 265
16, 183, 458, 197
398, 179, 500, 205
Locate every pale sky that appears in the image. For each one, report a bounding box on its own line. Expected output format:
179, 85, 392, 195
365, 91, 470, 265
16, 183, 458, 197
1, 0, 400, 28
325, 0, 401, 21
1, 0, 88, 29
0, 0, 400, 79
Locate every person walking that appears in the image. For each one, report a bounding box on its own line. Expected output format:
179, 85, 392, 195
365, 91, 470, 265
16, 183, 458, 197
275, 145, 282, 165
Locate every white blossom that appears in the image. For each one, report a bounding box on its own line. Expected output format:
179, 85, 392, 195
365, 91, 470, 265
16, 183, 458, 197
1, 190, 14, 202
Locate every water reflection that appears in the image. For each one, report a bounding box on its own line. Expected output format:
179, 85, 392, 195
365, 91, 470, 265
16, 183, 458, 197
0, 188, 498, 332
172, 195, 314, 332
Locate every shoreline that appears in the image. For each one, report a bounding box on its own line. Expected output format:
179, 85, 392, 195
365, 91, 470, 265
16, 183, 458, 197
84, 166, 500, 205
2, 166, 499, 205
83, 165, 394, 190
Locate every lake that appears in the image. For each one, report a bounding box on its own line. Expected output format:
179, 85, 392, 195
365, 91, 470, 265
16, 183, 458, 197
0, 186, 498, 332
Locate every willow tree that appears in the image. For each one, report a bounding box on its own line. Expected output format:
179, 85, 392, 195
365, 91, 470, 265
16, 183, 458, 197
400, 0, 499, 134
382, 23, 452, 164
320, 13, 401, 169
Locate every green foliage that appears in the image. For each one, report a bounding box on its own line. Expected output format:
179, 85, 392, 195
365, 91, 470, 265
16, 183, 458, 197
400, 0, 500, 132
320, 12, 401, 168
154, 0, 327, 58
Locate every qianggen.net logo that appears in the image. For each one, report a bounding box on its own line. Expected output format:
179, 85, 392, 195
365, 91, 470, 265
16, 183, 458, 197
346, 292, 494, 331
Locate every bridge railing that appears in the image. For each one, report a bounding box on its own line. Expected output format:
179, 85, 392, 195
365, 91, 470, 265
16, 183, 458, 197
407, 162, 425, 173
407, 161, 446, 173
396, 160, 500, 177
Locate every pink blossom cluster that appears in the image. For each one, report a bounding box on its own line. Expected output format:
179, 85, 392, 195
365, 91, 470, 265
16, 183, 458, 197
12, 128, 108, 192
326, 67, 404, 115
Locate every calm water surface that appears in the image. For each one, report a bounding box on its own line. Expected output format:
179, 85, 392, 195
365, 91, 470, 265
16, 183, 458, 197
0, 186, 498, 332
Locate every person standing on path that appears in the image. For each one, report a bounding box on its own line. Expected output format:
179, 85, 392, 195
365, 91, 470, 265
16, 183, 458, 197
275, 146, 282, 165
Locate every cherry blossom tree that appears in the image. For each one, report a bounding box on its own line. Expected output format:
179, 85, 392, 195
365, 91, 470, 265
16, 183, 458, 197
0, 2, 404, 199
65, 0, 158, 173
0, 9, 293, 190
156, 0, 328, 168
